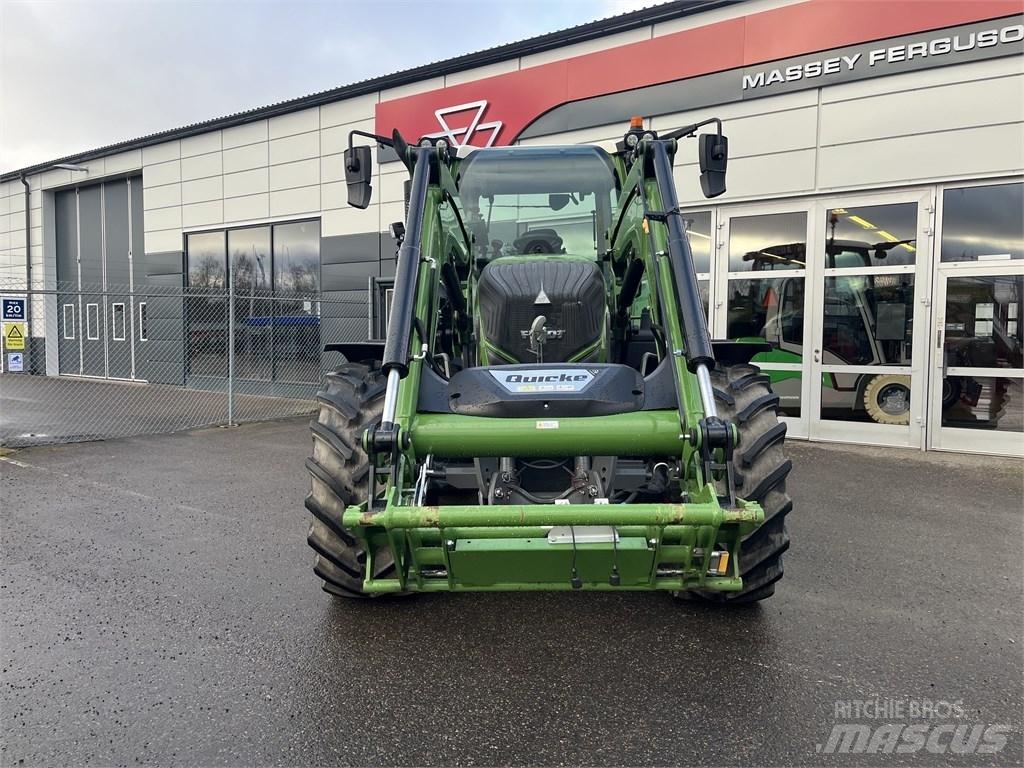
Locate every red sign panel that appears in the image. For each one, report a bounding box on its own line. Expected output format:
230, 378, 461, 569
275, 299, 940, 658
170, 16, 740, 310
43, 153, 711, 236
376, 0, 1020, 145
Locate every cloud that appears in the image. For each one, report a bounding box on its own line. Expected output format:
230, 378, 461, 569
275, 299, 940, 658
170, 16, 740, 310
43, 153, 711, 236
0, 0, 670, 173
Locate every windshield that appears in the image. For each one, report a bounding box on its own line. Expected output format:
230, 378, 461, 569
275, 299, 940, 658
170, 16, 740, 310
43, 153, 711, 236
455, 146, 617, 260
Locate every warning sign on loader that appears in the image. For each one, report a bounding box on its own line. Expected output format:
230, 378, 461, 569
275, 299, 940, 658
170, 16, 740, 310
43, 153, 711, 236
4, 321, 26, 350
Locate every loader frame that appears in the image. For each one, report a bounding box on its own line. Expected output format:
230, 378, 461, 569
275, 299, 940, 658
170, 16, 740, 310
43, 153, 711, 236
337, 122, 766, 594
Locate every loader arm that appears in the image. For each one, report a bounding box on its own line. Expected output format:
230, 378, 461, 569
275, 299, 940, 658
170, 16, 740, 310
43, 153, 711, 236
304, 117, 793, 600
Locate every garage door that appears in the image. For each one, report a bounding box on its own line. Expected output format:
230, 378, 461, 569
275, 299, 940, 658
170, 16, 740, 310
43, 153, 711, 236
54, 176, 144, 379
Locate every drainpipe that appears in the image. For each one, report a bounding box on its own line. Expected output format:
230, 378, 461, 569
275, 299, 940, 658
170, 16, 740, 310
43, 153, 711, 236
19, 173, 33, 372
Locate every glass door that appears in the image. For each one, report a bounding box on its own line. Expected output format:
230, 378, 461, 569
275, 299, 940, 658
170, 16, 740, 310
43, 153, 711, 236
715, 203, 812, 438
806, 191, 933, 447
930, 266, 1023, 454
679, 208, 716, 324
928, 180, 1023, 456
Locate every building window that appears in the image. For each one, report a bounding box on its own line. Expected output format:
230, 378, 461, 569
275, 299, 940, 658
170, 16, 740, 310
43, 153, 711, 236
273, 220, 320, 294
184, 219, 321, 383
63, 304, 75, 339
111, 303, 126, 340
684, 211, 713, 274
187, 231, 227, 290
86, 303, 99, 340
229, 226, 271, 296
826, 203, 917, 267
728, 212, 806, 272
942, 182, 1024, 262
138, 302, 148, 341
370, 278, 394, 341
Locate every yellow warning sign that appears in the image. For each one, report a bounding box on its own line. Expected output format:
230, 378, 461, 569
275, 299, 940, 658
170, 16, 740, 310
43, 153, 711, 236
4, 321, 25, 350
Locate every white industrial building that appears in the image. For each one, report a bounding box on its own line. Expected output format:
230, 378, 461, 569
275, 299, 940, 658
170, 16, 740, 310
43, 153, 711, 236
0, 0, 1021, 454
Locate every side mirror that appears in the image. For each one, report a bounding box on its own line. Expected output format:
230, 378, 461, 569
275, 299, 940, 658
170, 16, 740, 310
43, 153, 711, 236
344, 145, 373, 209
698, 133, 728, 199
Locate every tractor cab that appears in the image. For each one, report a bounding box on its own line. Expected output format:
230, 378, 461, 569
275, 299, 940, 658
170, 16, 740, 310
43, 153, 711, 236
454, 145, 618, 366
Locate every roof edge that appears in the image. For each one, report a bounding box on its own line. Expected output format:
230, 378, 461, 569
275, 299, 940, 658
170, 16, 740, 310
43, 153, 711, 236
1, 0, 741, 182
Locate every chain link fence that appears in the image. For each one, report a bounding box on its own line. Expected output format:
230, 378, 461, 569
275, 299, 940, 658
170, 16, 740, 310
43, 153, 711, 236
0, 277, 370, 447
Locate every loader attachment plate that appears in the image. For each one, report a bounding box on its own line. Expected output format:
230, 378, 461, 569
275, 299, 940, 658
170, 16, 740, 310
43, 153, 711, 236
344, 499, 763, 594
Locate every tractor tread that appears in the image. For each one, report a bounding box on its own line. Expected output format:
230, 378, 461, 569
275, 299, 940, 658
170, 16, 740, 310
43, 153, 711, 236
736, 393, 780, 424
739, 422, 787, 468
681, 361, 793, 605
310, 419, 355, 461
304, 362, 401, 599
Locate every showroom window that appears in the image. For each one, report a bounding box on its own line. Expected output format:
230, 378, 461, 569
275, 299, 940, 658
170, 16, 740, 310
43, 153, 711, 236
186, 231, 227, 290
941, 182, 1024, 262
185, 219, 321, 384
825, 203, 917, 268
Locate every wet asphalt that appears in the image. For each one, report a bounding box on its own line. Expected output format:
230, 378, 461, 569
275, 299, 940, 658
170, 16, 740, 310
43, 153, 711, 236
1, 419, 1022, 767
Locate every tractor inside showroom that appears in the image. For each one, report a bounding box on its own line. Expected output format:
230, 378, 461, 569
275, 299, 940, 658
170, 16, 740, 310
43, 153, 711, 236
303, 116, 792, 602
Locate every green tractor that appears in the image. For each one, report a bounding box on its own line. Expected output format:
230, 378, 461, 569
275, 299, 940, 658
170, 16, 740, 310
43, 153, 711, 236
304, 117, 792, 601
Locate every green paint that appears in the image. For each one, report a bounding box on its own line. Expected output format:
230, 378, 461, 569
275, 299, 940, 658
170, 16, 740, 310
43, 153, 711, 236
339, 140, 772, 594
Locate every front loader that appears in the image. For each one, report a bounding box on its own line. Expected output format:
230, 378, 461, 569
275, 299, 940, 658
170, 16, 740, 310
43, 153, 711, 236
304, 116, 792, 602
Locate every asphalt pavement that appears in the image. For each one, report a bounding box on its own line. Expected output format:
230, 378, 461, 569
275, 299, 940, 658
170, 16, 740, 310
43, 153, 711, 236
1, 420, 1022, 766
0, 373, 314, 448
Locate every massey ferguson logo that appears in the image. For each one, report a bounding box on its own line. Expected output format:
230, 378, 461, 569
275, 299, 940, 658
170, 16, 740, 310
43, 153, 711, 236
424, 100, 503, 147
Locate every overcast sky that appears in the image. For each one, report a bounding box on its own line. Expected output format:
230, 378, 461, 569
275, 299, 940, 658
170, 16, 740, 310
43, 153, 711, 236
0, 0, 655, 173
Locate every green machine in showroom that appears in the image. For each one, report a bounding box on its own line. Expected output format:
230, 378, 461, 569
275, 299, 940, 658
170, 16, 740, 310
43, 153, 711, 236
303, 116, 792, 602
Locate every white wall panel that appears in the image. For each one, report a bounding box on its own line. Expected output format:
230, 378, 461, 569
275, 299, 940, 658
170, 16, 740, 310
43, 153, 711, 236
270, 158, 320, 191
269, 131, 319, 165
182, 200, 224, 228
821, 54, 1024, 104
320, 181, 347, 211
820, 75, 1024, 146
321, 205, 378, 238
222, 120, 269, 149
674, 148, 816, 204
379, 170, 407, 204
143, 160, 181, 188
143, 183, 181, 209
181, 175, 224, 205
269, 107, 319, 139
180, 131, 222, 158
39, 168, 73, 189
104, 150, 143, 174
379, 201, 405, 232
818, 123, 1024, 189
181, 151, 223, 181
651, 90, 818, 156
224, 193, 270, 223
223, 167, 269, 198
142, 140, 180, 165
320, 154, 345, 184
144, 229, 182, 253
144, 206, 182, 231
380, 76, 444, 103
321, 118, 374, 156
321, 94, 378, 127
269, 186, 319, 217
223, 142, 269, 174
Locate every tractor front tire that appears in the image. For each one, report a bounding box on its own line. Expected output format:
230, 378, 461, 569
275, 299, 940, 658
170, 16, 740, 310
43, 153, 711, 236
683, 363, 793, 604
304, 362, 399, 598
